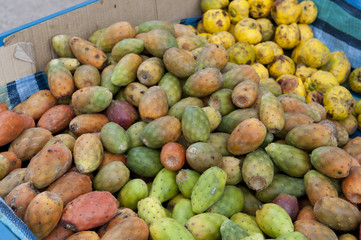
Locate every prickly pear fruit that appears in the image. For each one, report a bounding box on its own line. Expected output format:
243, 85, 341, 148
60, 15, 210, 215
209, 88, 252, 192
100, 122, 129, 154
228, 118, 267, 155
144, 29, 178, 58
93, 161, 129, 193
256, 174, 305, 203
150, 217, 195, 240
222, 65, 260, 89
52, 34, 74, 58
106, 100, 138, 130
220, 156, 242, 185
117, 179, 148, 210
313, 196, 361, 231
137, 197, 167, 225
191, 167, 227, 214
149, 168, 178, 203
24, 191, 63, 240
209, 89, 235, 116
43, 222, 73, 240
184, 68, 223, 97
232, 80, 259, 108
111, 38, 144, 62
158, 73, 182, 107
342, 166, 361, 203
275, 232, 307, 240
0, 168, 26, 198
186, 142, 222, 173
47, 171, 92, 206
97, 208, 138, 237
220, 219, 249, 240
5, 182, 39, 220
260, 92, 285, 133
280, 97, 321, 122
96, 21, 134, 52
172, 199, 195, 225
242, 149, 274, 191
141, 116, 181, 149
238, 186, 262, 216
185, 213, 228, 240
61, 191, 118, 231
111, 53, 142, 86
168, 97, 204, 120
310, 146, 352, 178
272, 193, 299, 221
126, 121, 147, 149
163, 48, 196, 78
285, 123, 337, 151
101, 217, 149, 240
256, 203, 294, 238
66, 231, 99, 240
265, 143, 311, 178
217, 108, 259, 133
207, 185, 244, 217
25, 144, 72, 189
338, 234, 358, 240
176, 169, 200, 198
196, 44, 228, 71
71, 86, 112, 114
139, 86, 168, 122
69, 37, 107, 70
47, 59, 75, 100
304, 170, 338, 206
230, 212, 264, 236
276, 113, 313, 138
126, 147, 163, 177
74, 133, 103, 173
182, 106, 210, 143
294, 219, 338, 240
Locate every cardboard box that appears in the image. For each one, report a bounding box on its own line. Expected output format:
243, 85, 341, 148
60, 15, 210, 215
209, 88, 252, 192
0, 0, 201, 86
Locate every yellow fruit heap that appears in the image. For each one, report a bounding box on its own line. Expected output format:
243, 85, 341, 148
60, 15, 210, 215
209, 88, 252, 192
199, 0, 357, 121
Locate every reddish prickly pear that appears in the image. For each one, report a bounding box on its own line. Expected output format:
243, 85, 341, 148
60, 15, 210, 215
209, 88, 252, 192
106, 100, 138, 130
272, 193, 299, 220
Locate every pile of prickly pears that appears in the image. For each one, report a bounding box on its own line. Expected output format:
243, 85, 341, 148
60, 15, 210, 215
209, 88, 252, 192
1, 0, 361, 239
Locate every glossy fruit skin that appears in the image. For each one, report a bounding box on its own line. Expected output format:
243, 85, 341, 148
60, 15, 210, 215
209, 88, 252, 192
24, 191, 64, 240
61, 191, 118, 232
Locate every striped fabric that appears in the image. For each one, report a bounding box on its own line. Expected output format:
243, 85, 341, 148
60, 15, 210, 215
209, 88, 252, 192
0, 1, 361, 239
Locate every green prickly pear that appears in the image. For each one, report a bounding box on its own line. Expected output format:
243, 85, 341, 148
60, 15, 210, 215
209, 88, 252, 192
137, 197, 167, 226
275, 232, 307, 240
230, 212, 264, 236
260, 92, 285, 133
207, 185, 244, 217
149, 168, 179, 203
217, 108, 259, 133
172, 198, 195, 225
239, 186, 263, 216
158, 73, 182, 107
176, 169, 200, 198
265, 143, 312, 178
168, 97, 204, 120
186, 142, 222, 173
256, 174, 305, 203
242, 233, 264, 240
242, 149, 274, 191
185, 213, 228, 240
117, 179, 148, 210
100, 122, 129, 154
220, 219, 249, 240
208, 89, 236, 116
256, 203, 294, 238
150, 217, 195, 240
206, 132, 232, 156
191, 167, 227, 214
182, 106, 210, 143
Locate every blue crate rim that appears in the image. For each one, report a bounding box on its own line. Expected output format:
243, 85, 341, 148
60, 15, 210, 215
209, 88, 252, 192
0, 0, 99, 47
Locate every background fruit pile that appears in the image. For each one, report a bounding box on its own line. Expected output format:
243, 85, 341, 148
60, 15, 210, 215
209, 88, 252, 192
1, 0, 361, 239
